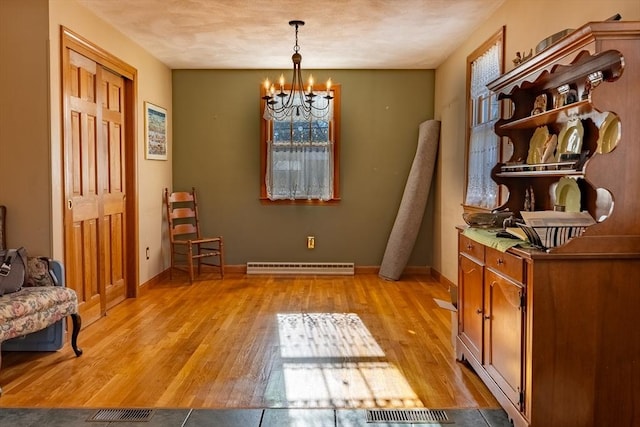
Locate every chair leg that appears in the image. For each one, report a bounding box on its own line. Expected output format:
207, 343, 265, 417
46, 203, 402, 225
169, 247, 174, 280
196, 243, 202, 276
70, 313, 83, 357
188, 244, 195, 283
219, 239, 225, 279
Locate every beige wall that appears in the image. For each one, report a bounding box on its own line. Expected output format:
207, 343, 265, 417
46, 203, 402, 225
0, 0, 51, 254
0, 0, 173, 285
173, 69, 436, 266
433, 0, 640, 283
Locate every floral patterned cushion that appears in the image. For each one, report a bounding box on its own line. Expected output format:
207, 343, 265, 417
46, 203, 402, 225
0, 286, 78, 342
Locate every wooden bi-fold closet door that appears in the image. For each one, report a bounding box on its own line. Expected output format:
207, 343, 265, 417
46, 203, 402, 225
62, 28, 137, 325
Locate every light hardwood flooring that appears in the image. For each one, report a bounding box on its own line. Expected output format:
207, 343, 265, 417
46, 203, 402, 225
0, 272, 498, 409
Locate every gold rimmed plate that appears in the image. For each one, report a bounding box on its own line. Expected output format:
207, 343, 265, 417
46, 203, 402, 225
527, 126, 549, 164
596, 112, 621, 154
555, 177, 581, 213
555, 118, 584, 161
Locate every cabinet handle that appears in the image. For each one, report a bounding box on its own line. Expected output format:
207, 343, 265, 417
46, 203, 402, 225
484, 315, 491, 320
496, 258, 504, 265
476, 308, 483, 314
466, 244, 473, 251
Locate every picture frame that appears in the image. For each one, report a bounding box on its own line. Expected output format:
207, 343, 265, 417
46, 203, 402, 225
144, 102, 167, 160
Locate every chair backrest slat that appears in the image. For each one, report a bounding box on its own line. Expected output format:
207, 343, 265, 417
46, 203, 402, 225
172, 223, 198, 236
171, 207, 195, 219
168, 192, 194, 203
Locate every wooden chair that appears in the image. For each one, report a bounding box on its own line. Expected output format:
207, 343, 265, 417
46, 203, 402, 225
164, 188, 224, 281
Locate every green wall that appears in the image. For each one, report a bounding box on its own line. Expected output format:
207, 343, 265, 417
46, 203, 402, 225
172, 69, 435, 266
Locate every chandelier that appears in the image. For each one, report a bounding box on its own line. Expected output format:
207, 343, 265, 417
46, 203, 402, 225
262, 20, 333, 121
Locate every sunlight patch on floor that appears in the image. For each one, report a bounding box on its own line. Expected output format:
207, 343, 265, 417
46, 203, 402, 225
277, 313, 423, 408
277, 313, 385, 358
282, 361, 423, 408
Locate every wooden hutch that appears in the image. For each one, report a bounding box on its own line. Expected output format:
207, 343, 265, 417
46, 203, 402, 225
456, 21, 640, 427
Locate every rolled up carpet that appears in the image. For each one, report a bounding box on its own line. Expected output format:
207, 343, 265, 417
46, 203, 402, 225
379, 120, 440, 281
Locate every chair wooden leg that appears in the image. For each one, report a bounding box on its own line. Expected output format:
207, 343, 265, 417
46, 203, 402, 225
70, 313, 83, 357
188, 244, 194, 283
169, 246, 174, 280
197, 243, 202, 276
219, 239, 225, 279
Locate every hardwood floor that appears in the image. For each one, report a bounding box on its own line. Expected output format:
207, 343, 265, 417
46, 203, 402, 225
0, 272, 498, 409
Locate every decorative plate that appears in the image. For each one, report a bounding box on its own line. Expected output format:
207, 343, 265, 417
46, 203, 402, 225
541, 134, 558, 163
555, 118, 584, 161
555, 177, 581, 213
527, 126, 549, 164
596, 112, 621, 154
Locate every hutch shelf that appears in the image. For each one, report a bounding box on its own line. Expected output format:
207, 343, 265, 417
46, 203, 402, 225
456, 21, 640, 427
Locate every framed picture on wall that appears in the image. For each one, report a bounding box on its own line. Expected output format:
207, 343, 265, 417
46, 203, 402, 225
145, 102, 167, 160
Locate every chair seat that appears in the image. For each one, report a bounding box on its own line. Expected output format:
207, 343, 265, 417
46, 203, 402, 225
173, 237, 221, 245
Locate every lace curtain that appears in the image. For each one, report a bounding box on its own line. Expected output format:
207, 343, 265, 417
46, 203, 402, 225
265, 91, 334, 200
465, 42, 501, 208
266, 143, 333, 200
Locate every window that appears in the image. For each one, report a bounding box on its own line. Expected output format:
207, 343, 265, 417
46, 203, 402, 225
464, 27, 506, 211
260, 85, 341, 203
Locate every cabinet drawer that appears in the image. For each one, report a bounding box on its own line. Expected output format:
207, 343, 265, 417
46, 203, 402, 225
486, 247, 523, 282
459, 233, 485, 263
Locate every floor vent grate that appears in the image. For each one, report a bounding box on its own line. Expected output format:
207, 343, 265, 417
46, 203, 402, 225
87, 409, 154, 422
365, 408, 451, 424
246, 262, 355, 275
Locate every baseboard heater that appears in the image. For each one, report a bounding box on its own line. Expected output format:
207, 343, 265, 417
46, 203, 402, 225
246, 262, 355, 275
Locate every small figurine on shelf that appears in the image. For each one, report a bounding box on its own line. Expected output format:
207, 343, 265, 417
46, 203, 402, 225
529, 185, 535, 211
582, 71, 603, 100
513, 52, 523, 66
531, 93, 547, 115
524, 186, 536, 212
581, 78, 593, 101
512, 49, 533, 66
566, 89, 579, 105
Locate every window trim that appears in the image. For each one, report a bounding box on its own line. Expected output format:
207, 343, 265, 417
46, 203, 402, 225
259, 84, 341, 205
463, 26, 506, 212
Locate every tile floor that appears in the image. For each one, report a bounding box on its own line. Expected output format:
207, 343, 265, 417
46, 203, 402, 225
0, 407, 512, 426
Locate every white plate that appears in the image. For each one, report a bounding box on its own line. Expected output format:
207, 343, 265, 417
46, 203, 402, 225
596, 112, 621, 154
527, 126, 549, 164
555, 177, 581, 213
555, 118, 584, 161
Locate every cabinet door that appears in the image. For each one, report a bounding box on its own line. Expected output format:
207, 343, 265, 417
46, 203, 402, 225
484, 269, 525, 409
458, 254, 484, 363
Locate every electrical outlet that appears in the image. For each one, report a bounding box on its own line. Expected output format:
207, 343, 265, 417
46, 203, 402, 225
307, 236, 315, 249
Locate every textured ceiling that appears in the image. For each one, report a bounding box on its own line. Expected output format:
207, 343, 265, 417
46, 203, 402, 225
76, 0, 505, 69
